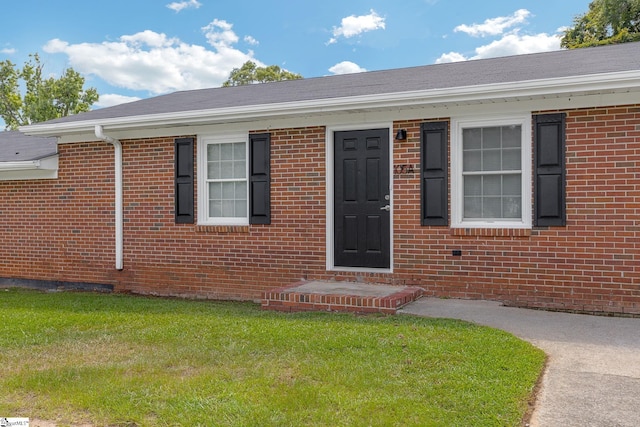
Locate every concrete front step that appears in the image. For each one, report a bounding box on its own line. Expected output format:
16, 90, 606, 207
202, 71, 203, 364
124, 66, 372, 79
261, 280, 424, 314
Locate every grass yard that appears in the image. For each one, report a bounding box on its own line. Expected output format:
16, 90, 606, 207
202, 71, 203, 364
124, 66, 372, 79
0, 289, 545, 426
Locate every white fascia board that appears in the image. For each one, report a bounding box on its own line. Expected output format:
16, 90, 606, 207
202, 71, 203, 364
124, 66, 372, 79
0, 154, 58, 171
21, 70, 640, 137
0, 155, 58, 180
0, 160, 42, 171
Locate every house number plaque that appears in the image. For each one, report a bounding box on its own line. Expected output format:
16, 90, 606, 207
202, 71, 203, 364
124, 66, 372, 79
394, 164, 415, 175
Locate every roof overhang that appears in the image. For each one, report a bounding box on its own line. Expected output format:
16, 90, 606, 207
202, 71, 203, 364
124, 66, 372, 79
0, 160, 44, 171
20, 70, 640, 138
0, 154, 59, 180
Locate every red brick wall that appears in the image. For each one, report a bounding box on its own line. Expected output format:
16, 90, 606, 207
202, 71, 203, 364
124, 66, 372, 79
0, 143, 115, 283
117, 128, 329, 300
0, 105, 638, 314
389, 106, 640, 314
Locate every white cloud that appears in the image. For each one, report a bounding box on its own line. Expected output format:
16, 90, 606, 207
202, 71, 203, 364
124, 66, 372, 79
1, 47, 16, 55
454, 9, 531, 37
436, 32, 562, 63
95, 94, 142, 108
43, 20, 260, 95
120, 30, 178, 48
202, 19, 239, 48
473, 32, 560, 58
329, 61, 367, 75
166, 0, 201, 13
328, 9, 386, 44
244, 35, 259, 46
435, 52, 467, 64
437, 9, 563, 64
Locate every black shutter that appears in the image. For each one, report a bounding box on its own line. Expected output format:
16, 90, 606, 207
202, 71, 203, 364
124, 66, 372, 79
174, 137, 194, 224
534, 113, 566, 226
249, 133, 271, 224
421, 121, 449, 226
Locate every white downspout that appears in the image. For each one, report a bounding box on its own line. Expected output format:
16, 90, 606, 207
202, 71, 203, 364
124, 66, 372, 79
95, 125, 124, 271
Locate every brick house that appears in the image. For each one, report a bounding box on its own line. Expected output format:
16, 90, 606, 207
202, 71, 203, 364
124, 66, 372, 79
3, 42, 639, 314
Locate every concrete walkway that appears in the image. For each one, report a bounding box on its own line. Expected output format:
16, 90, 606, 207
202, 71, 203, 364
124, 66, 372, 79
399, 298, 640, 427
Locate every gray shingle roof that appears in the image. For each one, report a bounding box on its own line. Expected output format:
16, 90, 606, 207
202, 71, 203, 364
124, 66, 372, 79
0, 131, 57, 162
26, 42, 640, 127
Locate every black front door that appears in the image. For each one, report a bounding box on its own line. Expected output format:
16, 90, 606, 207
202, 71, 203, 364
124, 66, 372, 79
334, 129, 390, 269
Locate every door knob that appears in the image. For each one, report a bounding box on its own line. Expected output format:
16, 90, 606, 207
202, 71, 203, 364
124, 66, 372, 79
380, 205, 390, 211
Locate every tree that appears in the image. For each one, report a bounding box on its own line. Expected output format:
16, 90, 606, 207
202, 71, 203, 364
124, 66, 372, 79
0, 54, 99, 130
561, 0, 640, 48
223, 61, 302, 87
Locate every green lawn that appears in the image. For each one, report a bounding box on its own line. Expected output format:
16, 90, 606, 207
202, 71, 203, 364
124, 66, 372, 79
0, 288, 545, 426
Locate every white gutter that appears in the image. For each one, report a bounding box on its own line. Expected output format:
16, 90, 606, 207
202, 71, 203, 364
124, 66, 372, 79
94, 125, 124, 271
0, 160, 43, 171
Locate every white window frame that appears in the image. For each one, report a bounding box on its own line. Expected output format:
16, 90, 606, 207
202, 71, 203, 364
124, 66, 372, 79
197, 133, 249, 225
451, 115, 532, 229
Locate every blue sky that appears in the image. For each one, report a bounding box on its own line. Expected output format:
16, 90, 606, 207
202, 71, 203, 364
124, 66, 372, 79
1, 0, 590, 112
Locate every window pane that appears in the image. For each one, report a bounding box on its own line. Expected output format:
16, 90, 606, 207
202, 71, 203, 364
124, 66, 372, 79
209, 182, 222, 200
482, 149, 501, 171
234, 142, 246, 160
464, 176, 482, 196
464, 197, 482, 218
503, 197, 522, 218
483, 175, 501, 196
207, 161, 220, 179
209, 200, 222, 217
460, 123, 525, 222
463, 150, 482, 171
502, 148, 521, 170
209, 142, 246, 181
206, 141, 248, 220
463, 128, 481, 150
208, 182, 247, 219
233, 160, 246, 179
502, 125, 521, 148
207, 144, 220, 161
207, 145, 221, 179
221, 200, 234, 217
236, 200, 247, 217
220, 161, 233, 178
221, 182, 235, 199
221, 143, 233, 160
503, 175, 521, 196
483, 127, 501, 149
483, 197, 502, 218
236, 181, 247, 199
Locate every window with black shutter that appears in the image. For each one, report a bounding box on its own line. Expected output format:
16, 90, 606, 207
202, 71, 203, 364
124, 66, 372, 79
249, 133, 271, 224
421, 121, 449, 226
174, 137, 194, 224
534, 113, 566, 226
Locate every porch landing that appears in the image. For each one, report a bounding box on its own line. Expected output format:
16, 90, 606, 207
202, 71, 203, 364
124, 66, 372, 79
261, 281, 424, 314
